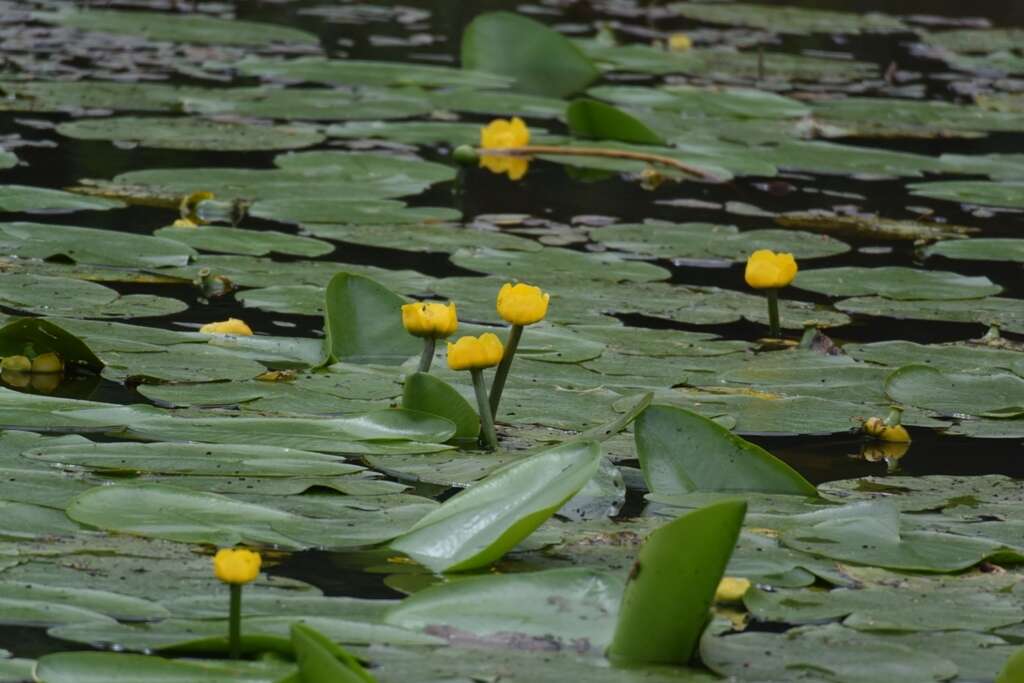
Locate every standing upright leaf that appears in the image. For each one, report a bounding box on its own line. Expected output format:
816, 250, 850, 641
567, 99, 665, 145
324, 272, 419, 365
635, 405, 816, 496
461, 12, 599, 97
389, 440, 601, 572
291, 623, 376, 683
402, 372, 480, 440
0, 318, 102, 370
609, 499, 747, 666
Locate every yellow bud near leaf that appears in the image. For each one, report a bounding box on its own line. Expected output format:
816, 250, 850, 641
171, 217, 199, 228
213, 548, 261, 585
497, 283, 550, 326
745, 250, 798, 290
0, 356, 31, 372
864, 417, 911, 443
31, 352, 63, 374
715, 577, 751, 603
668, 33, 693, 52
447, 333, 504, 371
401, 301, 458, 339
200, 318, 253, 336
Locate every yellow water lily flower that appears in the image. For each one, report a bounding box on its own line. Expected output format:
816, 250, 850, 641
480, 117, 531, 180
447, 333, 504, 371
401, 301, 458, 339
213, 548, 262, 585
668, 33, 693, 52
714, 577, 751, 603
0, 355, 31, 372
497, 283, 550, 326
864, 417, 911, 443
744, 250, 798, 290
199, 318, 253, 336
480, 117, 530, 149
30, 352, 63, 374
171, 217, 199, 228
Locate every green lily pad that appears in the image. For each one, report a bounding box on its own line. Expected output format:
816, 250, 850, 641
250, 198, 460, 226
302, 222, 540, 254
813, 97, 1024, 136
0, 221, 194, 268
57, 117, 325, 152
589, 222, 849, 263
461, 12, 598, 98
836, 296, 1024, 334
885, 365, 1024, 417
35, 8, 318, 46
588, 84, 810, 119
99, 347, 267, 383
451, 247, 670, 283
390, 440, 601, 572
0, 185, 123, 213
923, 238, 1024, 263
567, 99, 665, 145
635, 405, 816, 496
0, 274, 186, 319
34, 652, 296, 683
154, 225, 333, 257
908, 181, 1024, 208
795, 266, 1002, 300
238, 57, 511, 89
668, 2, 905, 34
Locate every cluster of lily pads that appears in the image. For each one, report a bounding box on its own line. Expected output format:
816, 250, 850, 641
0, 1, 1021, 682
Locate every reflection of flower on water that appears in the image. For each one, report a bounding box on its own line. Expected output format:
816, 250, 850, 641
861, 440, 909, 472
479, 117, 531, 180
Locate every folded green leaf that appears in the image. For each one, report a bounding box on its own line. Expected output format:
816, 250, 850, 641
609, 499, 747, 665
402, 372, 480, 440
389, 440, 601, 572
291, 622, 376, 683
635, 404, 816, 496
324, 272, 419, 365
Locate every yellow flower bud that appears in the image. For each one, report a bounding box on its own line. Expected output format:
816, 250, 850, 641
401, 301, 458, 339
714, 577, 751, 603
213, 548, 261, 585
864, 416, 911, 443
447, 333, 504, 371
668, 33, 693, 52
480, 117, 530, 150
744, 250, 798, 290
0, 355, 31, 372
171, 217, 199, 228
497, 283, 550, 326
31, 352, 63, 374
199, 318, 253, 336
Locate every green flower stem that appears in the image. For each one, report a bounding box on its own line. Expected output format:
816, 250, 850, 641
472, 369, 497, 451
228, 584, 242, 660
488, 324, 522, 418
418, 338, 436, 373
766, 288, 780, 338
884, 406, 904, 427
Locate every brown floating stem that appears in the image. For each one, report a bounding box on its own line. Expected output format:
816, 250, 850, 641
476, 146, 724, 182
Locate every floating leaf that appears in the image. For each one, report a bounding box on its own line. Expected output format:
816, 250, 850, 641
609, 500, 747, 665
461, 12, 598, 97
390, 440, 601, 572
923, 238, 1024, 264
667, 2, 906, 34
33, 652, 295, 683
885, 365, 1024, 417
154, 226, 334, 258
0, 185, 122, 213
635, 405, 817, 496
0, 221, 194, 268
57, 117, 324, 152
795, 266, 1002, 301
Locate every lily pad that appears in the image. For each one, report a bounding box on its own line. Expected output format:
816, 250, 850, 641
794, 266, 1002, 300
0, 221, 194, 268
154, 225, 333, 257
923, 238, 1024, 263
668, 2, 905, 34
0, 185, 123, 213
57, 117, 325, 152
885, 365, 1024, 417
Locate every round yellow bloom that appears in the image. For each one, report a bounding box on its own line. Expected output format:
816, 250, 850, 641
480, 117, 530, 150
744, 250, 798, 290
447, 333, 504, 371
213, 548, 261, 585
714, 577, 751, 603
497, 283, 550, 326
479, 117, 531, 181
31, 352, 63, 374
401, 301, 458, 339
199, 318, 253, 336
0, 355, 31, 372
864, 417, 911, 443
668, 33, 693, 52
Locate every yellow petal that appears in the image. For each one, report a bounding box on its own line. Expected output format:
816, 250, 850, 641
447, 333, 505, 371
668, 33, 692, 52
745, 250, 798, 289
496, 282, 550, 326
30, 352, 63, 374
212, 548, 262, 585
199, 318, 253, 336
401, 301, 458, 339
714, 577, 751, 603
